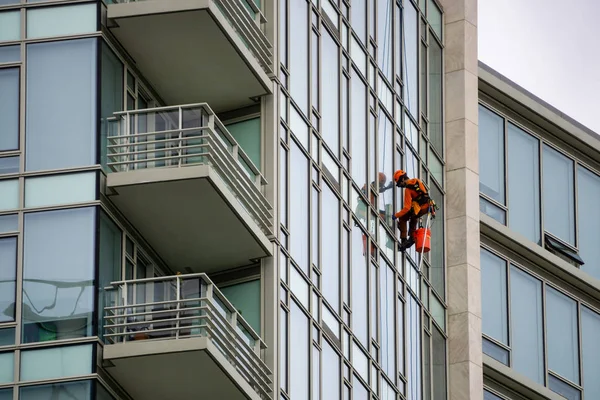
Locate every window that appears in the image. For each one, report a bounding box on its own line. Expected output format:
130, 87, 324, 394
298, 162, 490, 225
351, 226, 368, 346
403, 1, 418, 118
377, 0, 392, 81
429, 39, 443, 154
481, 249, 508, 345
20, 380, 92, 400
289, 0, 308, 114
20, 344, 93, 381
322, 183, 340, 313
0, 157, 19, 175
290, 140, 309, 274
101, 42, 124, 168
0, 352, 13, 383
546, 287, 579, 384
0, 45, 20, 63
98, 212, 122, 340
225, 117, 262, 169
577, 166, 600, 279
0, 389, 11, 400
321, 28, 340, 158
220, 279, 261, 334
23, 207, 96, 342
351, 68, 367, 186
26, 38, 97, 171
0, 237, 16, 323
407, 294, 422, 400
582, 306, 600, 398
25, 172, 96, 208
0, 67, 19, 151
26, 3, 97, 39
0, 11, 20, 42
479, 105, 505, 204
543, 145, 575, 245
290, 301, 309, 400
0, 179, 18, 211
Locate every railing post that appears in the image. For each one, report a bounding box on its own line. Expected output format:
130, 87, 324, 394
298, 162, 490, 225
206, 282, 213, 339
124, 114, 130, 172
122, 283, 128, 343
175, 275, 181, 339
178, 106, 183, 167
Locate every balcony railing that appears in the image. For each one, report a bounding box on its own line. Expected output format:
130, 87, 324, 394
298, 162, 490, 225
106, 103, 272, 236
103, 273, 272, 399
111, 0, 272, 74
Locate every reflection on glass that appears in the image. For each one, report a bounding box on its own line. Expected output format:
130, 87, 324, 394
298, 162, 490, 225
429, 39, 443, 154
0, 352, 13, 384
0, 68, 18, 152
479, 197, 506, 225
351, 68, 367, 186
484, 390, 503, 400
322, 184, 340, 313
403, 1, 418, 117
0, 237, 16, 323
290, 301, 309, 400
323, 340, 340, 399
351, 226, 368, 347
582, 306, 600, 398
322, 29, 340, 158
578, 166, 600, 279
280, 307, 288, 391
22, 208, 95, 343
289, 0, 308, 115
380, 262, 396, 379
280, 144, 288, 227
546, 287, 579, 384
377, 0, 393, 81
429, 184, 444, 297
548, 374, 581, 400
510, 265, 544, 384
0, 45, 20, 63
481, 249, 508, 344
290, 141, 309, 274
20, 344, 92, 381
543, 145, 575, 244
479, 105, 505, 203
99, 212, 122, 341
432, 328, 446, 398
20, 380, 92, 400
0, 328, 14, 346
407, 294, 422, 400
101, 42, 123, 169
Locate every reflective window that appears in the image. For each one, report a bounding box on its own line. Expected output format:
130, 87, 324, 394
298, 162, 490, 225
0, 328, 14, 346
481, 249, 508, 344
427, 0, 442, 37
479, 105, 505, 204
429, 39, 443, 154
403, 1, 418, 118
546, 287, 579, 384
0, 179, 18, 211
289, 0, 308, 114
23, 207, 96, 342
0, 11, 20, 42
290, 140, 309, 273
96, 384, 116, 400
548, 374, 580, 400
507, 123, 540, 244
290, 301, 309, 400
99, 212, 122, 341
351, 226, 368, 347
0, 67, 18, 151
351, 0, 366, 44
0, 45, 20, 63
20, 344, 93, 381
510, 265, 544, 384
380, 261, 395, 379
0, 237, 16, 323
351, 68, 367, 186
378, 113, 393, 222
432, 326, 447, 398
0, 156, 18, 175
582, 306, 600, 398
280, 144, 288, 227
323, 340, 340, 399
25, 172, 96, 208
0, 352, 13, 383
0, 214, 17, 233
377, 0, 392, 81
101, 42, 124, 168
322, 29, 340, 158
322, 183, 340, 313
484, 390, 503, 400
280, 307, 288, 391
226, 117, 261, 169
20, 380, 92, 399
220, 279, 261, 334
26, 38, 97, 171
27, 3, 97, 39
429, 184, 444, 296
407, 294, 422, 400
543, 145, 575, 244
0, 389, 11, 400
578, 166, 600, 279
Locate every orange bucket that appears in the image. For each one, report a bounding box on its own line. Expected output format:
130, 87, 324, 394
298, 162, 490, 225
414, 228, 431, 253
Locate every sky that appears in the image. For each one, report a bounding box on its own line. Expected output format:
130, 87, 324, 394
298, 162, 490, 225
478, 0, 600, 134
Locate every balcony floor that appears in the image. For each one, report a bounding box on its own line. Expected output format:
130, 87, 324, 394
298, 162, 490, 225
103, 338, 258, 400
106, 165, 272, 272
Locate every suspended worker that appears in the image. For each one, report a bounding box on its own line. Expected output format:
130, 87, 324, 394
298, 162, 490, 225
391, 170, 436, 252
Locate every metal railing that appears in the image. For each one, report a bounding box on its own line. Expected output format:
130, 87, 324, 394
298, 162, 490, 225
103, 273, 273, 399
111, 0, 272, 74
106, 103, 272, 236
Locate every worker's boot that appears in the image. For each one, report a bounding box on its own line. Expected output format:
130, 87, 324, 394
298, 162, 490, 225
398, 237, 415, 252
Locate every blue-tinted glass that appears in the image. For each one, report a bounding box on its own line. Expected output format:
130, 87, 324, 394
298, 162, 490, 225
350, 68, 367, 186
480, 197, 506, 224
482, 337, 509, 365
377, 0, 392, 81
0, 328, 14, 346
23, 207, 95, 342
543, 145, 575, 244
0, 352, 13, 383
481, 249, 508, 344
548, 374, 580, 400
484, 390, 503, 400
351, 0, 366, 43
351, 227, 368, 346
0, 156, 19, 175
26, 39, 97, 171
20, 380, 92, 399
479, 105, 505, 203
407, 294, 422, 400
289, 0, 308, 115
546, 287, 579, 383
581, 306, 600, 398
510, 265, 544, 384
380, 261, 395, 379
403, 1, 418, 118
432, 326, 447, 399
21, 344, 93, 381
0, 67, 19, 151
290, 140, 309, 273
0, 237, 16, 323
577, 166, 600, 279
101, 41, 123, 168
99, 212, 121, 341
323, 340, 340, 399
27, 3, 97, 39
0, 388, 11, 400
322, 29, 340, 158
0, 214, 17, 233
290, 301, 309, 400
322, 183, 340, 313
0, 45, 19, 63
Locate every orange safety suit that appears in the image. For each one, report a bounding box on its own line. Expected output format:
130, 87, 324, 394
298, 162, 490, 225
394, 178, 430, 239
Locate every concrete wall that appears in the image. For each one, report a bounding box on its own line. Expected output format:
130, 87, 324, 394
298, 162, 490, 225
438, 0, 482, 398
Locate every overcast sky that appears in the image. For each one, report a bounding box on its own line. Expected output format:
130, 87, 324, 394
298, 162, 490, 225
478, 0, 600, 134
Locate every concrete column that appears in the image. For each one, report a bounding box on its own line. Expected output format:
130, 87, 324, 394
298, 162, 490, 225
437, 0, 482, 399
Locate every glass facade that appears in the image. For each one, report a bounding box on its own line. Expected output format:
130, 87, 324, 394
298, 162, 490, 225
279, 0, 445, 398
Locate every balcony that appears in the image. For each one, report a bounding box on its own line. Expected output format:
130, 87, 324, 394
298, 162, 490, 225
106, 0, 273, 111
105, 104, 273, 273
103, 274, 272, 400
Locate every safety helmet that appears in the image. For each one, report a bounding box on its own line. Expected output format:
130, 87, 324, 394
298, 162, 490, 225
378, 172, 387, 183
394, 169, 407, 183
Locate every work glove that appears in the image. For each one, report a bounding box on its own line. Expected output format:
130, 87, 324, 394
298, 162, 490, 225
392, 215, 397, 221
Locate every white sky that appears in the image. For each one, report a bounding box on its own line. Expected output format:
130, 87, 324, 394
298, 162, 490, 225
478, 0, 600, 134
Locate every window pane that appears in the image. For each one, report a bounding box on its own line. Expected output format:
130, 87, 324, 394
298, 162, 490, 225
25, 172, 96, 208
225, 118, 261, 169
377, 0, 392, 81
430, 184, 444, 296
543, 145, 575, 244
20, 380, 92, 400
0, 352, 13, 383
432, 326, 447, 399
480, 197, 506, 224
26, 39, 97, 171
0, 328, 14, 346
0, 215, 17, 233
351, 68, 367, 186
290, 301, 309, 400
23, 207, 96, 343
407, 294, 422, 400
577, 166, 600, 279
482, 337, 509, 365
508, 124, 540, 244
403, 1, 418, 117
322, 29, 340, 158
0, 45, 20, 63
322, 183, 340, 313
99, 212, 121, 341
0, 11, 20, 42
582, 306, 600, 398
0, 237, 16, 323
290, 140, 309, 273
289, 0, 308, 114
484, 390, 503, 400
0, 389, 10, 400
0, 156, 19, 175
101, 42, 124, 169
20, 344, 92, 381
96, 384, 115, 400
351, 226, 368, 346
380, 262, 395, 379
323, 339, 340, 399
27, 3, 97, 39
0, 68, 18, 151
510, 265, 544, 384
378, 113, 393, 224
0, 179, 18, 211
429, 39, 443, 154
220, 279, 261, 335
427, 0, 442, 37
351, 0, 366, 43
479, 105, 505, 203
548, 374, 581, 400
546, 287, 579, 383
481, 249, 508, 344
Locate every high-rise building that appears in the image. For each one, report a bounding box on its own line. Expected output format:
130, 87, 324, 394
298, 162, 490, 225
6, 1, 596, 400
